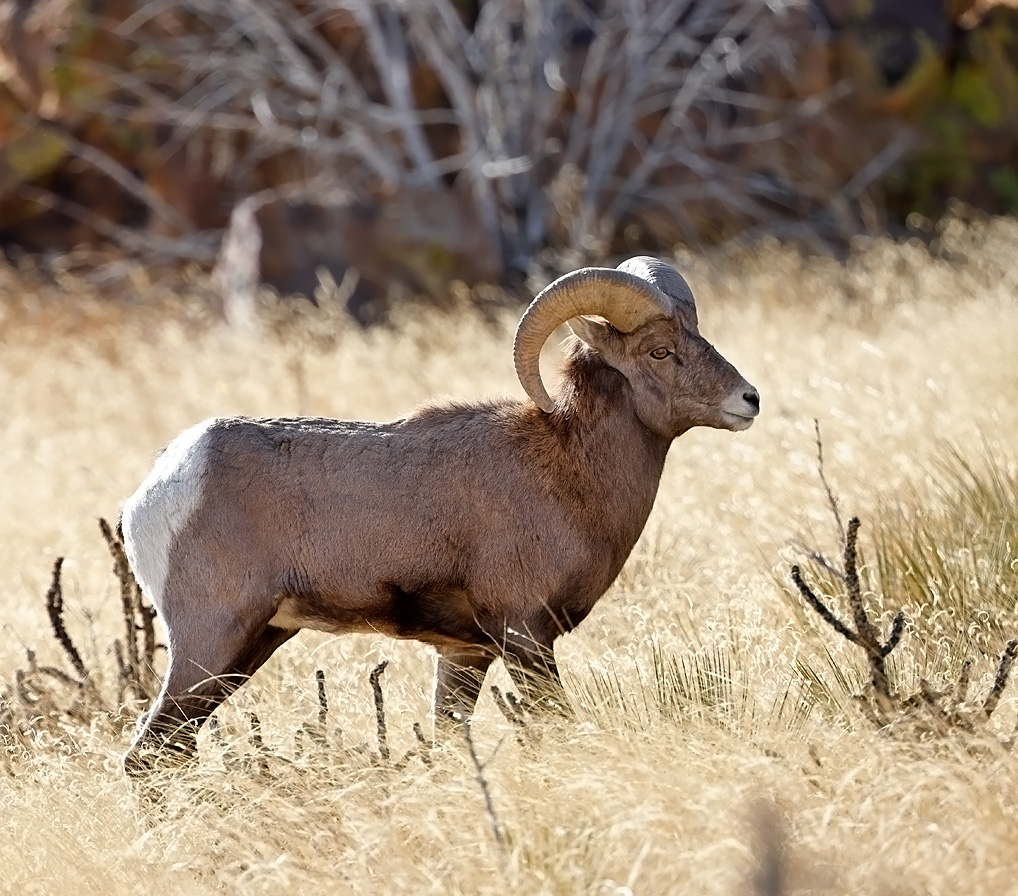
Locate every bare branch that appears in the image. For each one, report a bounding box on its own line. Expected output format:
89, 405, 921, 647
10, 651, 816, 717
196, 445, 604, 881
31, 665, 85, 691
843, 518, 875, 645
99, 518, 141, 691
351, 0, 440, 186
792, 517, 903, 713
789, 565, 858, 644
880, 611, 906, 658
44, 558, 89, 683
790, 541, 846, 583
953, 659, 973, 706
841, 130, 915, 202
813, 419, 844, 541
462, 721, 506, 857
17, 186, 219, 265
369, 660, 389, 763
412, 721, 430, 747
247, 711, 270, 774
984, 639, 1018, 719
316, 668, 328, 729
29, 119, 196, 234
490, 685, 527, 730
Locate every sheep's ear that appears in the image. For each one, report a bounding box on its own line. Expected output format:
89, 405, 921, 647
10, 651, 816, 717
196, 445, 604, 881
568, 315, 618, 352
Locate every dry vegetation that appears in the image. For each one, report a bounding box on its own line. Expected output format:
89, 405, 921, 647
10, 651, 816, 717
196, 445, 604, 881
2, 214, 1018, 894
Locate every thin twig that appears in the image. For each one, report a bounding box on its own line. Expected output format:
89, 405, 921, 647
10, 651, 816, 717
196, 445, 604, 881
413, 721, 430, 747
918, 679, 949, 720
139, 602, 159, 696
100, 518, 142, 694
14, 669, 36, 708
840, 130, 914, 201
369, 661, 389, 763
842, 518, 874, 645
789, 566, 857, 642
28, 118, 197, 233
412, 721, 433, 767
880, 612, 906, 658
1003, 715, 1018, 752
462, 721, 506, 856
954, 659, 973, 706
984, 640, 1018, 719
790, 541, 846, 583
30, 665, 84, 690
491, 685, 527, 729
316, 668, 328, 729
791, 517, 904, 715
845, 518, 895, 704
207, 714, 224, 746
44, 558, 89, 682
814, 419, 844, 541
113, 639, 132, 706
248, 711, 270, 774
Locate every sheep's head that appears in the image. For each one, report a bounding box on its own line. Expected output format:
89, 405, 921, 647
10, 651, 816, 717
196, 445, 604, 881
514, 257, 759, 439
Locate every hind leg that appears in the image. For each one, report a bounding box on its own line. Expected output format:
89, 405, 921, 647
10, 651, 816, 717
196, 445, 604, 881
434, 647, 494, 729
124, 604, 295, 776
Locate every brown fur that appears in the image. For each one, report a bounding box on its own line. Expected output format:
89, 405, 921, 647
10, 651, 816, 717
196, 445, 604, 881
123, 328, 756, 774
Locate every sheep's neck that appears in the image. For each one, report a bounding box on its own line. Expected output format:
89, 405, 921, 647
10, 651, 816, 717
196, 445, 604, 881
543, 356, 670, 569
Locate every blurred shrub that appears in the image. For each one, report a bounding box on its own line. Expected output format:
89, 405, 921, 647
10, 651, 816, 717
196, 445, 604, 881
1, 0, 1018, 310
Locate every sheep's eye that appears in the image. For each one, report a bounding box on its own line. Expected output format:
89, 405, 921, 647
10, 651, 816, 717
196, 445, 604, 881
650, 347, 670, 360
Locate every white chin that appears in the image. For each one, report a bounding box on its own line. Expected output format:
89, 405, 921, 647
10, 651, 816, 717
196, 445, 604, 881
722, 413, 756, 432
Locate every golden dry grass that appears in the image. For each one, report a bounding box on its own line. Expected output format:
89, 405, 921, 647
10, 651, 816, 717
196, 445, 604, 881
2, 215, 1018, 894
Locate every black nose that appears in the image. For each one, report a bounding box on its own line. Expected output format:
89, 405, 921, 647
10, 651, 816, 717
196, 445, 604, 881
744, 389, 760, 411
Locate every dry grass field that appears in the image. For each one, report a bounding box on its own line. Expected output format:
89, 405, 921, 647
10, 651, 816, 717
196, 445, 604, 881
1, 216, 1018, 895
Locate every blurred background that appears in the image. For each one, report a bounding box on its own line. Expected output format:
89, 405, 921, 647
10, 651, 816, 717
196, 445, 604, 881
1, 0, 1017, 322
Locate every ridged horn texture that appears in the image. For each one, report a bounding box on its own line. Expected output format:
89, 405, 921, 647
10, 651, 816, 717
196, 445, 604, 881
616, 256, 695, 310
513, 260, 682, 413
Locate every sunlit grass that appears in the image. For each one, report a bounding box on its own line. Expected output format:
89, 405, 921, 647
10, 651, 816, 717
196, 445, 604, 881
786, 446, 1018, 720
2, 214, 1018, 893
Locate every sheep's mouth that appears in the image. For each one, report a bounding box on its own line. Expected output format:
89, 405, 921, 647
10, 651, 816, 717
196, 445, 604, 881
721, 411, 756, 431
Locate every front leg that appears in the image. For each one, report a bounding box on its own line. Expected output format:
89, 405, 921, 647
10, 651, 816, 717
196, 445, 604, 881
434, 647, 495, 727
498, 623, 570, 715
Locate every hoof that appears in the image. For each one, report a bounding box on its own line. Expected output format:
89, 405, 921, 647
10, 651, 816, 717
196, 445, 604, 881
123, 732, 198, 779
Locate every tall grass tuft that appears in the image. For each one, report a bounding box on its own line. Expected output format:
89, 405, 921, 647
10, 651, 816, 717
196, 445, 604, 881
875, 446, 1018, 665
788, 447, 1018, 740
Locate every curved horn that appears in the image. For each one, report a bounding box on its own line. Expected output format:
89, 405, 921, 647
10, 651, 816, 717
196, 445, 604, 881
617, 256, 695, 311
513, 263, 676, 413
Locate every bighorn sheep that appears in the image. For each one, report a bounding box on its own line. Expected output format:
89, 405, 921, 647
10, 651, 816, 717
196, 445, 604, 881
121, 257, 759, 773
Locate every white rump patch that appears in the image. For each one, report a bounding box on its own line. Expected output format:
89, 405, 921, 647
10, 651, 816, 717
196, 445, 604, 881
121, 418, 218, 611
